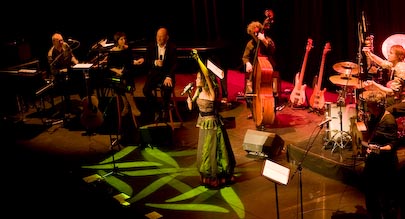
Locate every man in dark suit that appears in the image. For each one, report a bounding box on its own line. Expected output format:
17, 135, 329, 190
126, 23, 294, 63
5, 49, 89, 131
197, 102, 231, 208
143, 27, 178, 122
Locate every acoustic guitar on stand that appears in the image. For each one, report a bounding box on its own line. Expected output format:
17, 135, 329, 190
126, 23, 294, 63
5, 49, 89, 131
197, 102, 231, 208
290, 38, 313, 108
309, 42, 331, 110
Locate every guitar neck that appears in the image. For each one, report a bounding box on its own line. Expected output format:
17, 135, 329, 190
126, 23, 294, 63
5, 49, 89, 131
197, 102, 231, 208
297, 38, 313, 89
298, 54, 309, 88
316, 42, 331, 89
316, 57, 326, 89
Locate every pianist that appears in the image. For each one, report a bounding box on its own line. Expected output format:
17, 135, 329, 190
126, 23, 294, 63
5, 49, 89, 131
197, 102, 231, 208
47, 32, 81, 115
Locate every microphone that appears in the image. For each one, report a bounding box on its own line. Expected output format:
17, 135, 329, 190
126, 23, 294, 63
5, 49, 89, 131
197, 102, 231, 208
318, 118, 332, 127
66, 38, 80, 50
62, 42, 71, 50
159, 55, 163, 60
180, 82, 194, 96
67, 38, 80, 44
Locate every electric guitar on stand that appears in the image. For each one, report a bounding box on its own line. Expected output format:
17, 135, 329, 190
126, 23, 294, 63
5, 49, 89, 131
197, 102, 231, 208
290, 38, 313, 108
310, 42, 331, 110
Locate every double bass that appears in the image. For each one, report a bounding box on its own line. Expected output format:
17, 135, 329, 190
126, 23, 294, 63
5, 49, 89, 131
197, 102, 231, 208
250, 10, 277, 128
252, 57, 276, 128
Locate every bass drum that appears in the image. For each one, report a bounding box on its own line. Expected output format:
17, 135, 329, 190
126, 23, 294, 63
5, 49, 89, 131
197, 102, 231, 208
325, 102, 357, 139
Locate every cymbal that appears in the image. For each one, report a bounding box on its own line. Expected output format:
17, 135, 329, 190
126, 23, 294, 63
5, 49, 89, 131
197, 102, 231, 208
329, 75, 360, 86
333, 62, 359, 75
382, 34, 405, 59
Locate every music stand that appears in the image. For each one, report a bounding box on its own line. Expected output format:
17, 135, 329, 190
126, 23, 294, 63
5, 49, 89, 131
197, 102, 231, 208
262, 159, 290, 219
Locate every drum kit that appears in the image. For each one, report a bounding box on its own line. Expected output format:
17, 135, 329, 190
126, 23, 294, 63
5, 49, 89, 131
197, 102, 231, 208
324, 33, 405, 157
329, 33, 405, 87
328, 33, 405, 102
326, 60, 384, 156
323, 61, 359, 158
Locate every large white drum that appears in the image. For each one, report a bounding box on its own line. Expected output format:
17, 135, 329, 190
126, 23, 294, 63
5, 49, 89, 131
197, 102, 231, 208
325, 102, 357, 139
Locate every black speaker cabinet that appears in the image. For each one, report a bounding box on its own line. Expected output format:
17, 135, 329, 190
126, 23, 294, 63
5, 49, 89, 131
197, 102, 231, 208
242, 129, 284, 157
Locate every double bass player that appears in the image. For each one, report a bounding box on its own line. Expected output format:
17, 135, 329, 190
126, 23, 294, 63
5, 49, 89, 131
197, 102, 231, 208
241, 9, 280, 127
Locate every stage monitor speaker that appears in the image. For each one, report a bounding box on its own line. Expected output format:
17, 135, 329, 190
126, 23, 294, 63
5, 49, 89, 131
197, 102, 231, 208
242, 129, 284, 157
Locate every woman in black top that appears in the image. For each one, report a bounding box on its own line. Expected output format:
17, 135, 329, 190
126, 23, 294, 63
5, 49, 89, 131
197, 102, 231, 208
107, 32, 144, 129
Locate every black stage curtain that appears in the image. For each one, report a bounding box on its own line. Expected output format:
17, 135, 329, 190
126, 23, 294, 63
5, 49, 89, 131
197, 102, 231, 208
1, 0, 404, 88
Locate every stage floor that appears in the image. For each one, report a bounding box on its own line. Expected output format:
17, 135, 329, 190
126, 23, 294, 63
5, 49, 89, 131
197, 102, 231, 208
3, 70, 405, 218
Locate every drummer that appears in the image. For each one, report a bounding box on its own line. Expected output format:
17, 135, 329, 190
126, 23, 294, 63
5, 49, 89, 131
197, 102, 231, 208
361, 44, 405, 118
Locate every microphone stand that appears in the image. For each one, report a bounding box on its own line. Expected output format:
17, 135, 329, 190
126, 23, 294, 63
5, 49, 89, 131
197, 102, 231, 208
101, 94, 123, 178
50, 52, 64, 67
290, 123, 326, 219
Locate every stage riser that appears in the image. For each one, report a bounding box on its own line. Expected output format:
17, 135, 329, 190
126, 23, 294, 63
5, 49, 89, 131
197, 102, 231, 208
286, 144, 362, 185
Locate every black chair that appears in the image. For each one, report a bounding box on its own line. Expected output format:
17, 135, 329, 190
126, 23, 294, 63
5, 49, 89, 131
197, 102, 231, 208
152, 85, 183, 131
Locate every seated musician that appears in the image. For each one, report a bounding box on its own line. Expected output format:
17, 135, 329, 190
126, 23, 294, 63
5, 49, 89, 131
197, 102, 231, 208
241, 19, 278, 119
106, 32, 143, 129
362, 44, 405, 118
143, 27, 177, 123
47, 32, 81, 115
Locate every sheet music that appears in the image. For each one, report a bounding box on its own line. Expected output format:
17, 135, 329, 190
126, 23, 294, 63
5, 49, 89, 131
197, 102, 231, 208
73, 63, 93, 69
103, 43, 114, 47
18, 69, 37, 74
207, 59, 224, 79
262, 159, 290, 185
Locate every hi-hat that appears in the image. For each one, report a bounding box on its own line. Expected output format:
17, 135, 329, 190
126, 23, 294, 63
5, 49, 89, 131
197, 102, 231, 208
329, 75, 359, 86
333, 62, 359, 75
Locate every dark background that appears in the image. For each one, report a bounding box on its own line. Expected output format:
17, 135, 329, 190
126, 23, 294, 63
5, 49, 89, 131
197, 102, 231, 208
1, 0, 405, 90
